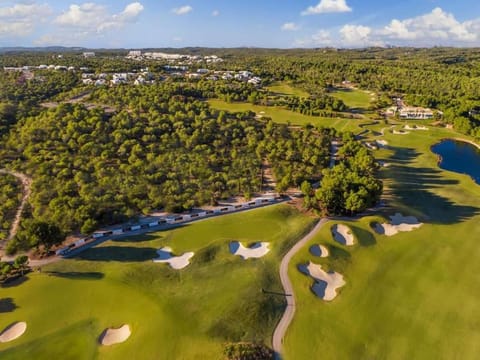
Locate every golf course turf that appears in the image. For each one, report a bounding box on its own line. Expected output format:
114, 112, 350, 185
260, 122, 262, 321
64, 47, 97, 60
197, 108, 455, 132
1, 104, 480, 360
284, 124, 480, 359
0, 205, 315, 359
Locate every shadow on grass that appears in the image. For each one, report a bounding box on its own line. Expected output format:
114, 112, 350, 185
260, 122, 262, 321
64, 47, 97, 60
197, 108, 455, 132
110, 233, 160, 243
46, 271, 104, 280
1, 276, 29, 288
382, 146, 480, 224
0, 297, 17, 313
75, 246, 158, 262
351, 226, 377, 247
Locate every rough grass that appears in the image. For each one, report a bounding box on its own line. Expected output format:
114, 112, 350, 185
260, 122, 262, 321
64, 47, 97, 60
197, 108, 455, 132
284, 123, 480, 359
0, 205, 315, 360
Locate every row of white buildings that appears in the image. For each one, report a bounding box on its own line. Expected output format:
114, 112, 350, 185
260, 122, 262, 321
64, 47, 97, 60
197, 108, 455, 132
126, 51, 224, 64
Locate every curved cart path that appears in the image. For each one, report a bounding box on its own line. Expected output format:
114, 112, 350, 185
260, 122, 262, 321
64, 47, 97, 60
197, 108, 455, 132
272, 217, 329, 359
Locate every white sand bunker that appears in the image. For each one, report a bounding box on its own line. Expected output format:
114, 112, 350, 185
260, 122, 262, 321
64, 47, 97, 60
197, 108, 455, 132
405, 124, 428, 131
0, 322, 27, 343
230, 241, 270, 259
99, 324, 131, 346
376, 140, 389, 148
309, 244, 329, 258
299, 262, 345, 301
332, 224, 355, 246
373, 213, 423, 236
393, 130, 410, 135
153, 247, 194, 270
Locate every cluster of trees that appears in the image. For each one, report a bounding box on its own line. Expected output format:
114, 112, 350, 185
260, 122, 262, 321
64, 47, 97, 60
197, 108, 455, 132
304, 134, 382, 215
6, 220, 64, 255
0, 255, 30, 283
3, 83, 332, 234
284, 95, 347, 115
223, 342, 274, 360
0, 70, 78, 104
0, 173, 21, 240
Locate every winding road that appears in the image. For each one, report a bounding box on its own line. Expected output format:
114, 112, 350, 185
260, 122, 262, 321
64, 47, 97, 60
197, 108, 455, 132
272, 217, 330, 359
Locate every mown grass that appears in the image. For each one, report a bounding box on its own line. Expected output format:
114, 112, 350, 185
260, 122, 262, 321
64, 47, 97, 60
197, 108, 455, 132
330, 88, 374, 110
208, 99, 363, 132
0, 205, 315, 360
284, 123, 480, 359
266, 82, 310, 98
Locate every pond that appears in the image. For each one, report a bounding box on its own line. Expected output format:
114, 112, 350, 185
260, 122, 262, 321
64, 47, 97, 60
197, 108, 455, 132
431, 139, 480, 185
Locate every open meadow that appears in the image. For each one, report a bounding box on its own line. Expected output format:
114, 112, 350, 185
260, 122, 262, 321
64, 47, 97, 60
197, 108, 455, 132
0, 205, 315, 359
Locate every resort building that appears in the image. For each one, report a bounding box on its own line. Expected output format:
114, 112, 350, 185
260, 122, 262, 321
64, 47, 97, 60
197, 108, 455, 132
399, 107, 434, 120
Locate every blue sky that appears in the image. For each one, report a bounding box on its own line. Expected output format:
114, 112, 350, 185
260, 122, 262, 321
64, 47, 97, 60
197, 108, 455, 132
1, 0, 480, 48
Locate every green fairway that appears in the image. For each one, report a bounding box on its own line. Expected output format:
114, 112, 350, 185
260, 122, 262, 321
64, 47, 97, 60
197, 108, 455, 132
266, 82, 310, 98
284, 124, 480, 359
330, 88, 374, 110
208, 99, 363, 132
0, 205, 315, 359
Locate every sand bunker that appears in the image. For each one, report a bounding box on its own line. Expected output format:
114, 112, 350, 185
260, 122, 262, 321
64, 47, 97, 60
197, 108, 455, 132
309, 244, 329, 258
153, 247, 194, 269
230, 241, 270, 259
376, 140, 389, 148
99, 324, 131, 346
0, 322, 27, 343
299, 262, 345, 301
332, 224, 355, 246
373, 213, 423, 236
405, 125, 428, 131
393, 130, 410, 135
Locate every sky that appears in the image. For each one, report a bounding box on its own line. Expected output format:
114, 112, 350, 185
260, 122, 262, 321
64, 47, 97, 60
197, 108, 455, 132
1, 0, 480, 48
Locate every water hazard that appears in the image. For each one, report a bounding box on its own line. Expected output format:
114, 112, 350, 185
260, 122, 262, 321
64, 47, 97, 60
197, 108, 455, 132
431, 139, 480, 185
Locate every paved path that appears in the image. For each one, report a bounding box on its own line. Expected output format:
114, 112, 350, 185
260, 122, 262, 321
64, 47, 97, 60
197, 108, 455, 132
272, 217, 329, 359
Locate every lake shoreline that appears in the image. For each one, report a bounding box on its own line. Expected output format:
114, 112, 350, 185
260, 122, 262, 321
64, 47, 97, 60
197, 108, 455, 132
431, 138, 480, 185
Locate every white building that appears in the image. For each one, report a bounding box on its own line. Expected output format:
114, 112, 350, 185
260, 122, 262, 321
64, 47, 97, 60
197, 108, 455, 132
399, 107, 434, 120
127, 50, 142, 57
83, 52, 96, 58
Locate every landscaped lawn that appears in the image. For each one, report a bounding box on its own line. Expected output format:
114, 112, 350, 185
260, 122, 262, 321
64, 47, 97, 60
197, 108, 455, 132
0, 205, 315, 360
284, 124, 480, 359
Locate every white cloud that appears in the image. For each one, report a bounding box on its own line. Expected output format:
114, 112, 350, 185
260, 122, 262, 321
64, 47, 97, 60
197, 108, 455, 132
0, 2, 52, 37
296, 7, 480, 48
172, 5, 192, 15
340, 24, 372, 45
294, 29, 332, 47
281, 22, 299, 31
302, 0, 352, 15
212, 10, 219, 17
53, 2, 143, 33
380, 7, 477, 43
